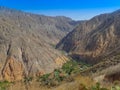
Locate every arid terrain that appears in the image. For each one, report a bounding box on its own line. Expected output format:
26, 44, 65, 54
0, 7, 79, 81
0, 7, 120, 90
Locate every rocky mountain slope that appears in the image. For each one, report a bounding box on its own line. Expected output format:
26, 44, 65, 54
0, 7, 79, 81
0, 7, 78, 45
57, 9, 120, 64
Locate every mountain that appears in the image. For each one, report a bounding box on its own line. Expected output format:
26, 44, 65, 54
57, 9, 120, 64
0, 7, 79, 45
0, 7, 79, 81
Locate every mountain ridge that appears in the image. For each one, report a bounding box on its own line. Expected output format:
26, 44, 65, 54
56, 9, 120, 64
0, 7, 80, 81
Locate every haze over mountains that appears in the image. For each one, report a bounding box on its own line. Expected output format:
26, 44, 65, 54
0, 7, 79, 81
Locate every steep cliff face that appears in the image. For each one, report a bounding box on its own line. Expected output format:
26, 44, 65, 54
0, 7, 74, 81
57, 10, 120, 64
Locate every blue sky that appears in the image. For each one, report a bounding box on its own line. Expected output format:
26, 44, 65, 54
0, 0, 120, 20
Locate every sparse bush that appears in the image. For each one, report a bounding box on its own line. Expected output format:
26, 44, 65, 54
79, 84, 88, 90
114, 80, 120, 86
37, 69, 64, 86
0, 81, 11, 90
111, 85, 120, 90
48, 80, 59, 87
62, 60, 80, 75
90, 82, 108, 90
54, 69, 64, 82
24, 76, 33, 84
65, 76, 74, 82
37, 60, 91, 87
37, 73, 50, 85
62, 60, 90, 75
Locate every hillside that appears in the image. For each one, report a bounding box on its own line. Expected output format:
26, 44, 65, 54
57, 10, 120, 64
0, 7, 79, 81
0, 7, 79, 45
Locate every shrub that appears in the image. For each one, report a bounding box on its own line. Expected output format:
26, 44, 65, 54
0, 81, 11, 90
38, 74, 49, 81
62, 60, 79, 75
62, 60, 90, 75
65, 76, 74, 82
37, 73, 51, 86
114, 80, 120, 86
37, 69, 66, 86
90, 83, 108, 90
24, 76, 33, 84
111, 85, 120, 90
54, 69, 64, 82
37, 60, 90, 87
79, 84, 88, 90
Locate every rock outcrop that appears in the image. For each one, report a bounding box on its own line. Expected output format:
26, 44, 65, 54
2, 57, 24, 81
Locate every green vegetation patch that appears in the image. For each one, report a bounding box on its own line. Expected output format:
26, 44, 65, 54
0, 81, 12, 90
37, 60, 90, 87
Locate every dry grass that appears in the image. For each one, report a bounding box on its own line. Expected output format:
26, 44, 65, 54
8, 75, 94, 90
